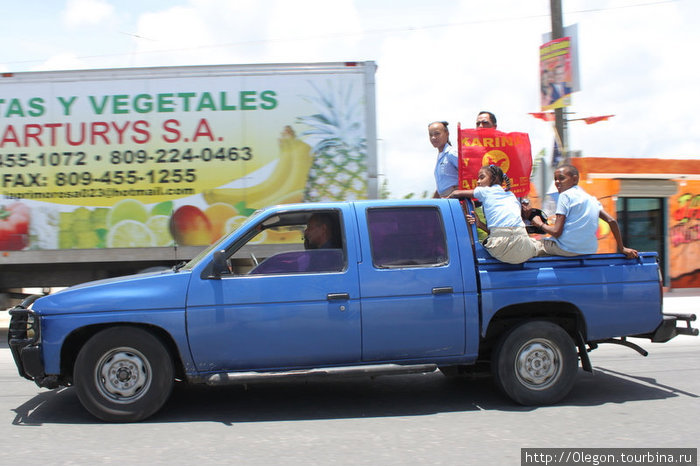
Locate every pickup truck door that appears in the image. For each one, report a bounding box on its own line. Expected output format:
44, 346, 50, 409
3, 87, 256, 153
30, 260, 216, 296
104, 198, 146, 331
185, 208, 361, 373
355, 203, 467, 361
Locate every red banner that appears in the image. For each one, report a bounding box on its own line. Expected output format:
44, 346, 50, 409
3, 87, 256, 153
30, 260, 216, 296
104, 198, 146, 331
582, 114, 614, 125
529, 112, 555, 122
457, 126, 532, 197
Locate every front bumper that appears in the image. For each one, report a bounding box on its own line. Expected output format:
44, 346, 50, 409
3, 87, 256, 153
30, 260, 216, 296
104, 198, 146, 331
7, 295, 58, 388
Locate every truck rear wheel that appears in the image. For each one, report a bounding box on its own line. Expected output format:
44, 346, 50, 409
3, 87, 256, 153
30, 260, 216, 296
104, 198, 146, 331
74, 327, 174, 422
492, 321, 577, 405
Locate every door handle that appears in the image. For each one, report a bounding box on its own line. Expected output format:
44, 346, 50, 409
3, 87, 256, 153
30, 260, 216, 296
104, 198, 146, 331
432, 286, 453, 295
327, 292, 350, 301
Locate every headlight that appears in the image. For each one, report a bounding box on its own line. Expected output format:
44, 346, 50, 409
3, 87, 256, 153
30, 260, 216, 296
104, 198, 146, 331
9, 309, 40, 344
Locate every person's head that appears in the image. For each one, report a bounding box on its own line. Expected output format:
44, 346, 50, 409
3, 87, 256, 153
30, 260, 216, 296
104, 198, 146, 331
553, 164, 579, 193
304, 213, 335, 249
476, 111, 497, 129
544, 68, 555, 85
428, 121, 450, 151
477, 164, 511, 190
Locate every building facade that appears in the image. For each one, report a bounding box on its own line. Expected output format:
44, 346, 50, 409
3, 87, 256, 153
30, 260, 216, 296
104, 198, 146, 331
534, 158, 699, 289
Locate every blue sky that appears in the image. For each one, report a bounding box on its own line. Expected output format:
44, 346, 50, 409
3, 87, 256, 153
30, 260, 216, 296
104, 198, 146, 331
1, 0, 697, 196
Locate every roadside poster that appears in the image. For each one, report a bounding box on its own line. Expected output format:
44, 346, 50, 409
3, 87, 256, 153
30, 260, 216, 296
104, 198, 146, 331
669, 185, 700, 287
0, 64, 372, 250
457, 126, 532, 198
540, 37, 574, 110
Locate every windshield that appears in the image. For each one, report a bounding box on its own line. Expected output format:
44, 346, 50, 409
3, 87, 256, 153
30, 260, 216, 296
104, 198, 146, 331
178, 208, 264, 270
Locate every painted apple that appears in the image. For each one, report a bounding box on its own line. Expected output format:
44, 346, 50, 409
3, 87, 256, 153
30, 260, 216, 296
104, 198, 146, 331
169, 205, 213, 246
204, 202, 238, 241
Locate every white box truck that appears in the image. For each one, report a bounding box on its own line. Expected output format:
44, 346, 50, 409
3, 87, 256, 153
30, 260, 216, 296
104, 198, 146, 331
0, 61, 378, 295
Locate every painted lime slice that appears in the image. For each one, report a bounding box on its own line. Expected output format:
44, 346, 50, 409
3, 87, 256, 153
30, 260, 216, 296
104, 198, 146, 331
107, 219, 156, 248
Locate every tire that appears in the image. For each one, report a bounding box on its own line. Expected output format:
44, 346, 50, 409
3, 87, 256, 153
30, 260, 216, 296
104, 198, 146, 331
74, 327, 174, 422
492, 321, 578, 405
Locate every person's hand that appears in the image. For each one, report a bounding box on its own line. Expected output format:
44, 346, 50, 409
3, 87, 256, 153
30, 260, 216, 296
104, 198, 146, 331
469, 210, 489, 232
531, 215, 544, 227
621, 247, 639, 259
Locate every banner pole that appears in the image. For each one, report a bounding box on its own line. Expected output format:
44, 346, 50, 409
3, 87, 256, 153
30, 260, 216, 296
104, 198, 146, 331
550, 0, 567, 160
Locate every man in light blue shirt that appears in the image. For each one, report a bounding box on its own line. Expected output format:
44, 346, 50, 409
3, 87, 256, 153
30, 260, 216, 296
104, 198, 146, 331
532, 164, 638, 258
429, 121, 459, 197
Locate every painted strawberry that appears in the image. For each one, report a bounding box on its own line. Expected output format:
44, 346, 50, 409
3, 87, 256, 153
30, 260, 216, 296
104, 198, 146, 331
0, 202, 30, 250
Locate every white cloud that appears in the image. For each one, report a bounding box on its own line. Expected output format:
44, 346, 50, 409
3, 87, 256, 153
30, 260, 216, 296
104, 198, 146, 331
130, 1, 286, 66
62, 0, 115, 27
131, 5, 215, 65
33, 52, 85, 71
264, 0, 363, 61
561, 0, 699, 161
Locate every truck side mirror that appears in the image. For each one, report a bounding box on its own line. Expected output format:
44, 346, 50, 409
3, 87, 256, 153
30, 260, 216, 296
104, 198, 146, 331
210, 250, 228, 279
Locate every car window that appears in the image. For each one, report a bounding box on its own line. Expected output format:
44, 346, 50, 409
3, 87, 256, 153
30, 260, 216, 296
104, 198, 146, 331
367, 207, 448, 268
224, 209, 345, 275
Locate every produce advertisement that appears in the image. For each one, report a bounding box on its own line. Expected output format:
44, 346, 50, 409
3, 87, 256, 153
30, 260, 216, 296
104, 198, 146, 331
669, 184, 700, 287
0, 66, 370, 250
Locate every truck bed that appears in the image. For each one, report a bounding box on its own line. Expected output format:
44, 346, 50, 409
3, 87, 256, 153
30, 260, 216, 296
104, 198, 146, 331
473, 243, 662, 341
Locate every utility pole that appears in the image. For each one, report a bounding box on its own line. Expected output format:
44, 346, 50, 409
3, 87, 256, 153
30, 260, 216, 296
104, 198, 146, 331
550, 0, 567, 159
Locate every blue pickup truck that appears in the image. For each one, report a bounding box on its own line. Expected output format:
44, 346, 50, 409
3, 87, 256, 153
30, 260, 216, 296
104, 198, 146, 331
8, 199, 697, 422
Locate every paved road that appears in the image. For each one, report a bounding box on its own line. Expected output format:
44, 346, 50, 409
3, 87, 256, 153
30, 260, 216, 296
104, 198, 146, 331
1, 332, 698, 465
1, 289, 697, 464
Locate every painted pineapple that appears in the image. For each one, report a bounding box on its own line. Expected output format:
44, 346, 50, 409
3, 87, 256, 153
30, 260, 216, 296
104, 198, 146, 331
297, 81, 368, 201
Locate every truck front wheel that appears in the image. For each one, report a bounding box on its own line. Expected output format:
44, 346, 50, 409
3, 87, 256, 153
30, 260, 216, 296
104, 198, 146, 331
74, 327, 174, 422
492, 321, 578, 405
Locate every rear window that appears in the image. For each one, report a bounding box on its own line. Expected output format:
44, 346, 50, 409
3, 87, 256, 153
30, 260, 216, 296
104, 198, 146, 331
367, 207, 448, 268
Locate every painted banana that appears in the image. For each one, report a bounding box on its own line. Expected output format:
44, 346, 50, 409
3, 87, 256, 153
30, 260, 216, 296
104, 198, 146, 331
202, 126, 311, 207
247, 139, 312, 208
201, 146, 293, 205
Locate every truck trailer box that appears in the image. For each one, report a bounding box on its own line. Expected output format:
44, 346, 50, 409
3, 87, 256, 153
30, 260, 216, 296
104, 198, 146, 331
0, 61, 378, 290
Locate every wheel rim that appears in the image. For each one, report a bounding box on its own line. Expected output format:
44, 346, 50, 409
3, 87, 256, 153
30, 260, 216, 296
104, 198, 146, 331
95, 347, 152, 403
514, 339, 562, 390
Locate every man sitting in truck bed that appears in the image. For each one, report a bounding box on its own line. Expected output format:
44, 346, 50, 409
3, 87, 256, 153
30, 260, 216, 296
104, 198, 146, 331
532, 164, 638, 259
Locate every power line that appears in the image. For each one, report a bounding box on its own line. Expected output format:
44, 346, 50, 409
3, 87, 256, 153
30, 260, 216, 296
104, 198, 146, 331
0, 0, 680, 68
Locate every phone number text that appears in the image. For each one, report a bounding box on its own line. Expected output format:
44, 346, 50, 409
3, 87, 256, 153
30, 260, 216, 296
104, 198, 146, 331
0, 146, 252, 167
1, 169, 197, 188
